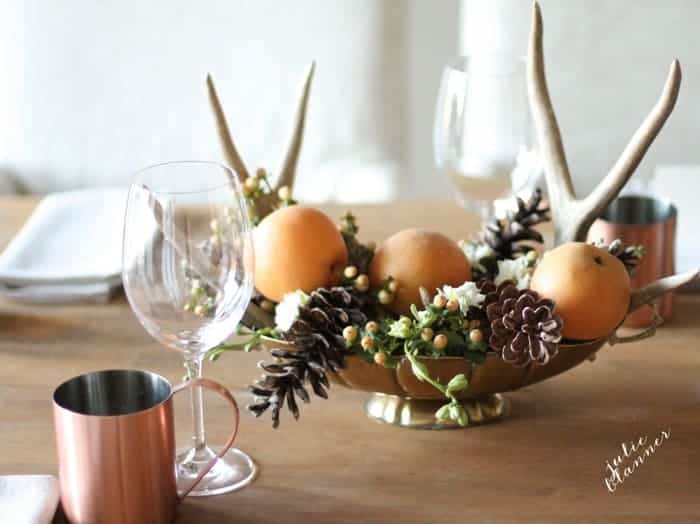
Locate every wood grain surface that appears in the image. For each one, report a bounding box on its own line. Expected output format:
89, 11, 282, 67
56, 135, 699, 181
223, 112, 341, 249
0, 196, 698, 523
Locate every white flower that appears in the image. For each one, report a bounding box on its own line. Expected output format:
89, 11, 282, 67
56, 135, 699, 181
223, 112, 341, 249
460, 241, 495, 271
388, 321, 412, 339
415, 309, 435, 326
274, 290, 310, 331
439, 281, 485, 314
495, 257, 533, 290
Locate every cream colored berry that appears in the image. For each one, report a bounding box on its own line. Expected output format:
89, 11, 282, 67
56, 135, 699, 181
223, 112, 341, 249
446, 299, 459, 313
421, 328, 434, 342
277, 185, 292, 201
469, 329, 483, 343
361, 336, 374, 351
343, 325, 359, 343
433, 294, 448, 309
194, 304, 207, 316
387, 280, 399, 293
378, 289, 394, 304
344, 266, 358, 279
433, 334, 448, 350
374, 351, 388, 365
244, 177, 259, 192
365, 321, 379, 334
355, 274, 370, 292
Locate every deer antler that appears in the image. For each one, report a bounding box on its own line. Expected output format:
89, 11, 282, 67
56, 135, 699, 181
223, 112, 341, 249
276, 61, 315, 192
527, 2, 682, 245
207, 74, 251, 182
207, 62, 316, 218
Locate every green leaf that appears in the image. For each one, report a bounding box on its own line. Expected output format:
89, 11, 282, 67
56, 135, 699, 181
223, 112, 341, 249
435, 404, 451, 421
456, 405, 468, 426
447, 404, 468, 426
446, 374, 468, 394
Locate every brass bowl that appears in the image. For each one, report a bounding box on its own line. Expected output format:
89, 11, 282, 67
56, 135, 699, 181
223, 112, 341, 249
327, 338, 605, 429
330, 338, 604, 400
257, 283, 686, 429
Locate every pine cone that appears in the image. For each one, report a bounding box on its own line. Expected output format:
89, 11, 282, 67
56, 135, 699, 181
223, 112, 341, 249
248, 286, 367, 428
592, 238, 645, 274
485, 282, 562, 366
481, 188, 550, 259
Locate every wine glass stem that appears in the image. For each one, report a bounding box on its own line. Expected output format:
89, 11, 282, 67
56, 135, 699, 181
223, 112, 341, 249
184, 355, 207, 454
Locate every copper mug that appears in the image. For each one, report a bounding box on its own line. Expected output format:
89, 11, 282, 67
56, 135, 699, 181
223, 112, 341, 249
587, 195, 677, 327
53, 369, 240, 524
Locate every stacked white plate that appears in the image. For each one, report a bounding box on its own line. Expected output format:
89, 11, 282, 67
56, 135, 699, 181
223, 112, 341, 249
0, 188, 127, 303
0, 475, 59, 524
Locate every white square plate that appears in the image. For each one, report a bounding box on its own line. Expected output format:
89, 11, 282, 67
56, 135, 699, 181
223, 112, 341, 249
0, 188, 127, 286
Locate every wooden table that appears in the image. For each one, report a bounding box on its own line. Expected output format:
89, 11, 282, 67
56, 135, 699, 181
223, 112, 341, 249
1, 196, 698, 523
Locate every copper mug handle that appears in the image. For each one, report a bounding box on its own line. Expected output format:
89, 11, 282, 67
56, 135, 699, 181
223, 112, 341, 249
171, 377, 240, 499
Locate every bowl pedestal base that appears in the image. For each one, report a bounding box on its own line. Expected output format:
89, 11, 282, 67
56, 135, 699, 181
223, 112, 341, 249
364, 393, 509, 429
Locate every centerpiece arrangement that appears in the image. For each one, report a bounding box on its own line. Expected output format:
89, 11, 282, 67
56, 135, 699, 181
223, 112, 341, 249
205, 3, 698, 429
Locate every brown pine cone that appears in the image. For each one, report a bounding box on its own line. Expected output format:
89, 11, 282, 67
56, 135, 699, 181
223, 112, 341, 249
249, 286, 368, 428
591, 238, 645, 274
485, 282, 562, 366
480, 188, 549, 259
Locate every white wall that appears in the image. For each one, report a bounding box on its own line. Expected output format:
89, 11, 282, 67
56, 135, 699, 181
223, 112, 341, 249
461, 0, 700, 197
0, 1, 697, 201
0, 1, 411, 200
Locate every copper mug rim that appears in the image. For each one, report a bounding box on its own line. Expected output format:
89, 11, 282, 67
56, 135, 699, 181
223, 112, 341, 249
53, 368, 176, 419
598, 195, 677, 226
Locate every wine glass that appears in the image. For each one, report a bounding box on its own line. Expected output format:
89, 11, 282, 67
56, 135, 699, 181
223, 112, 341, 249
122, 161, 256, 496
434, 54, 541, 222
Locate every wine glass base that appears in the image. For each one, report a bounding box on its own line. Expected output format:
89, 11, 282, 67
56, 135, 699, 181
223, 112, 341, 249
176, 446, 257, 497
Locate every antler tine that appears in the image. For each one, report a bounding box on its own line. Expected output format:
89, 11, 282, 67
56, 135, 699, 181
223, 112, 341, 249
527, 1, 576, 222
577, 60, 682, 240
207, 73, 251, 181
275, 61, 315, 191
629, 268, 698, 313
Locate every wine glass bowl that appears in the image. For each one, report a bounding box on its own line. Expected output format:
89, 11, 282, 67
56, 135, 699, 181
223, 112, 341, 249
434, 55, 539, 222
122, 161, 256, 496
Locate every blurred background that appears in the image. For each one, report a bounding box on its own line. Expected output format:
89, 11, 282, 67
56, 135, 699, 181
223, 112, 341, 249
0, 0, 697, 202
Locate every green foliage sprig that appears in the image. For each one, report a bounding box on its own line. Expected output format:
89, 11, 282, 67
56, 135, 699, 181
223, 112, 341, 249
208, 326, 281, 361
405, 349, 469, 426
343, 292, 488, 425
